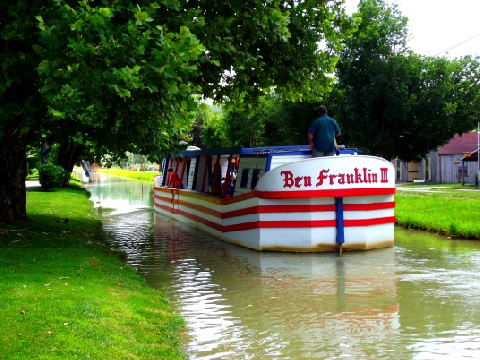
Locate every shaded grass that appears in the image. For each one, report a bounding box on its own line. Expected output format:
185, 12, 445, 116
396, 184, 480, 239
0, 186, 185, 359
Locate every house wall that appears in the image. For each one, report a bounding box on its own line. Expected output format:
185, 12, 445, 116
392, 152, 478, 184
407, 162, 419, 181
438, 154, 477, 183
395, 152, 477, 184
429, 152, 439, 183
392, 159, 408, 182
463, 161, 477, 184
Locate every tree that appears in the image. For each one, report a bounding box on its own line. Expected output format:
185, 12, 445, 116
213, 98, 322, 148
194, 104, 226, 149
262, 100, 323, 145
448, 56, 480, 134
193, 0, 354, 103
335, 0, 480, 161
0, 1, 46, 222
1, 0, 354, 222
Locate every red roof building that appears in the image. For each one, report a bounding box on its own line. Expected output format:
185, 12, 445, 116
394, 132, 479, 184
438, 132, 479, 155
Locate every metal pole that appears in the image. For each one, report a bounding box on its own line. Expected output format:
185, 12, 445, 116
478, 122, 479, 188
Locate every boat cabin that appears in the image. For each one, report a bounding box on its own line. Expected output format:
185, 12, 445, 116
159, 145, 361, 197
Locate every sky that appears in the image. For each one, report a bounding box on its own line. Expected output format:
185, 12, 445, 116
344, 0, 480, 58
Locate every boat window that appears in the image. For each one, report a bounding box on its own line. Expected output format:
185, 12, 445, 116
239, 169, 249, 188
251, 169, 261, 189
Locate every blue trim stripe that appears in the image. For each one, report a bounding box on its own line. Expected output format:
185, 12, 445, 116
335, 197, 345, 245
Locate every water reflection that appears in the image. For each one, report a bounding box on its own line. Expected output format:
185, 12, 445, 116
395, 230, 480, 359
93, 174, 480, 359
82, 171, 153, 215
103, 210, 400, 359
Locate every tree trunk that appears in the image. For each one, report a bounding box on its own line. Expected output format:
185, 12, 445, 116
57, 137, 84, 174
0, 123, 27, 222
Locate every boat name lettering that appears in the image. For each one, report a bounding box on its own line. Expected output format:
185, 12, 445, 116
280, 167, 390, 188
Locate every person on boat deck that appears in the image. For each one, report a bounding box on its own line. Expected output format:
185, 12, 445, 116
211, 162, 222, 195
166, 167, 181, 188
307, 105, 341, 157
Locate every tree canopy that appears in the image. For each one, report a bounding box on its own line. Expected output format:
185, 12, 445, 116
198, 0, 480, 163
34, 0, 353, 168
335, 0, 480, 161
1, 0, 353, 221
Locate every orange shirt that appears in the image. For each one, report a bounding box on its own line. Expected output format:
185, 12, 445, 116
166, 171, 181, 188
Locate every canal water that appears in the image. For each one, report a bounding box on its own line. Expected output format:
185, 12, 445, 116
85, 173, 480, 359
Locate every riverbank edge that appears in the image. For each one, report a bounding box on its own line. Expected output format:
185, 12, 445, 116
395, 183, 480, 240
0, 183, 186, 359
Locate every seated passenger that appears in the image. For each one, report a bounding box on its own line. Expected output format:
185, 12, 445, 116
211, 162, 222, 195
166, 167, 181, 188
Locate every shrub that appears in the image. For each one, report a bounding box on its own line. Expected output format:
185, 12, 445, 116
38, 163, 69, 189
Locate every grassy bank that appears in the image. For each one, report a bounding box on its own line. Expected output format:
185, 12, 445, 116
0, 185, 185, 359
395, 184, 480, 239
96, 168, 159, 182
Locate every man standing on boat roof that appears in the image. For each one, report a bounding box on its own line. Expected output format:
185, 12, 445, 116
308, 105, 341, 157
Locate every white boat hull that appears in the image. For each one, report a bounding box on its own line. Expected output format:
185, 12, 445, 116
154, 155, 395, 252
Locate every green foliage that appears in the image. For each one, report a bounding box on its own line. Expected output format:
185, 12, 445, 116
195, 0, 354, 104
195, 98, 324, 149
225, 110, 263, 148
0, 0, 355, 220
194, 104, 228, 149
31, 0, 354, 165
200, 98, 323, 148
38, 163, 69, 189
35, 0, 201, 165
0, 1, 46, 141
335, 0, 480, 161
263, 101, 322, 145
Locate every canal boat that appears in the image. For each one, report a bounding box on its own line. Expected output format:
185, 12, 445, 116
153, 145, 396, 252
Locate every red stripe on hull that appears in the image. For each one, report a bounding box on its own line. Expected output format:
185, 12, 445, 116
155, 187, 396, 202
155, 200, 396, 233
154, 203, 174, 213
223, 219, 337, 232
255, 188, 396, 199
154, 186, 257, 205
155, 203, 223, 231
344, 216, 397, 227
223, 204, 336, 218
343, 202, 395, 211
222, 216, 396, 232
153, 194, 174, 205
155, 192, 395, 219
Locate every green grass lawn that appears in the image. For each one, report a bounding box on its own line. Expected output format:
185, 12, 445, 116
395, 183, 480, 239
0, 186, 185, 359
96, 168, 160, 182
